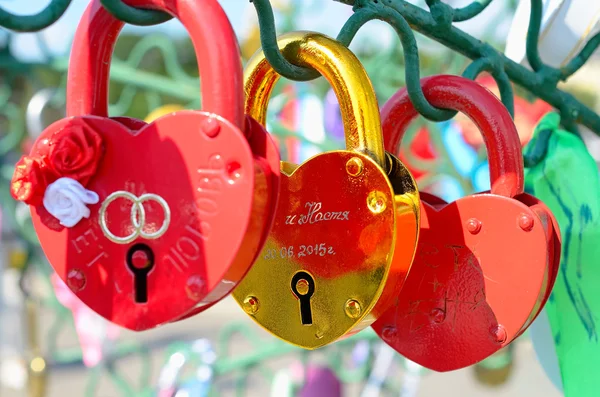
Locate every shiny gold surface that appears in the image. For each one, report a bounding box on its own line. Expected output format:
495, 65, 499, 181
344, 299, 362, 319
346, 157, 364, 177
295, 279, 310, 295
367, 190, 388, 214
244, 31, 386, 168
242, 296, 260, 315
367, 153, 421, 319
233, 151, 396, 349
236, 31, 420, 349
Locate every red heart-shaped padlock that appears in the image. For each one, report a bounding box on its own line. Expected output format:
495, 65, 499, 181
172, 115, 281, 322
372, 75, 560, 371
11, 0, 280, 331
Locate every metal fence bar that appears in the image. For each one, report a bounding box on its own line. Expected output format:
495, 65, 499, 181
257, 0, 600, 135
0, 0, 71, 32
1, 0, 598, 133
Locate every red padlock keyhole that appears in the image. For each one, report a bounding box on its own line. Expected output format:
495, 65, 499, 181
20, 0, 280, 331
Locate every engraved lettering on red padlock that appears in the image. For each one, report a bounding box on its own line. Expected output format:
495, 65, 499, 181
164, 226, 208, 273
13, 0, 280, 331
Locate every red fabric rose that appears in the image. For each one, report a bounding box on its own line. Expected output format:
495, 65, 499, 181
11, 156, 56, 206
47, 122, 103, 186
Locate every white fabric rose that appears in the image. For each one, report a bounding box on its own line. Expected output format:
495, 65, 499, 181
43, 177, 99, 227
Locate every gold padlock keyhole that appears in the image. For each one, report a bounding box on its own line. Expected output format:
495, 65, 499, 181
295, 279, 310, 295
291, 272, 316, 326
234, 32, 413, 349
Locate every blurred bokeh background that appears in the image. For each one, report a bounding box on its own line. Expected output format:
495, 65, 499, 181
0, 0, 599, 396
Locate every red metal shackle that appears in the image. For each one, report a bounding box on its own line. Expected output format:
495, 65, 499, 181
382, 75, 524, 197
67, 0, 243, 129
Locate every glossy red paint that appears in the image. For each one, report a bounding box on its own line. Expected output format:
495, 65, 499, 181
173, 116, 281, 322
68, 0, 242, 127
372, 75, 560, 371
27, 0, 280, 330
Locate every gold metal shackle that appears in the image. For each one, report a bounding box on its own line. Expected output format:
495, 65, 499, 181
244, 31, 386, 169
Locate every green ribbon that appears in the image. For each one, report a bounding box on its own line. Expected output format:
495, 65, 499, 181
524, 112, 600, 396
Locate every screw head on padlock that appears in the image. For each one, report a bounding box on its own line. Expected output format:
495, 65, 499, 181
372, 75, 561, 371
9, 0, 280, 331
232, 31, 420, 349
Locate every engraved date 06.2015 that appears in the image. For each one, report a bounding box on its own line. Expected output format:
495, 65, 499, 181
263, 243, 336, 261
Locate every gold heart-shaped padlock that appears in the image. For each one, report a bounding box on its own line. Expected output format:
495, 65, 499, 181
233, 31, 420, 349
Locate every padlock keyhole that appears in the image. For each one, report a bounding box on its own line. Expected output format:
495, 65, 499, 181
291, 271, 315, 325
126, 243, 155, 304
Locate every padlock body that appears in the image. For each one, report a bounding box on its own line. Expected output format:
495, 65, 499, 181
233, 151, 396, 349
514, 193, 561, 333
173, 116, 281, 321
373, 193, 550, 371
31, 112, 262, 331
367, 153, 420, 319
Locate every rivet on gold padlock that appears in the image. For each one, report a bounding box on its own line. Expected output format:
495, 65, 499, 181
344, 299, 362, 319
233, 31, 420, 349
242, 296, 260, 315
346, 157, 364, 177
